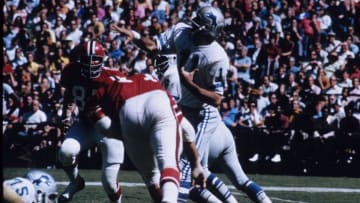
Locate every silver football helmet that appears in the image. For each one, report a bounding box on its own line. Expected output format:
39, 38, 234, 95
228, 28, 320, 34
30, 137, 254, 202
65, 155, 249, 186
23, 170, 58, 203
192, 5, 225, 38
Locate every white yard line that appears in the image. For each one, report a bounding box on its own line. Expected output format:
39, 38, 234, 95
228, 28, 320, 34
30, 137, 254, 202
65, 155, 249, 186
231, 191, 309, 203
262, 186, 360, 193
56, 181, 360, 193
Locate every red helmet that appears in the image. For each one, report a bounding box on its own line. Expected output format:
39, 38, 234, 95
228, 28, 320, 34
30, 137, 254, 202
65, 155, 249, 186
80, 40, 105, 78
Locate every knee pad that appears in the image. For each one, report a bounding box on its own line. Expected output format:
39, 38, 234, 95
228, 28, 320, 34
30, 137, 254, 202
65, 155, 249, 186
102, 164, 122, 201
160, 167, 179, 187
100, 137, 124, 165
58, 138, 81, 166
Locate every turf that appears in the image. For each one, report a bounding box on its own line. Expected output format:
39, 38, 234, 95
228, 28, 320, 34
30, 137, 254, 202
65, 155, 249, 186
3, 168, 360, 203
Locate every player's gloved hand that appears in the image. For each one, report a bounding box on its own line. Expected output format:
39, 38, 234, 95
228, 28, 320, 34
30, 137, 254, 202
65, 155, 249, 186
191, 163, 206, 188
61, 118, 72, 134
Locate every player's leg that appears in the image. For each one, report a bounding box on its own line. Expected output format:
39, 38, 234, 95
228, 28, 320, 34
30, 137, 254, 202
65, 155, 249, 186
179, 106, 212, 202
216, 124, 272, 203
180, 117, 222, 203
148, 90, 182, 203
120, 91, 180, 203
98, 135, 124, 203
123, 137, 161, 202
182, 105, 236, 203
58, 122, 95, 202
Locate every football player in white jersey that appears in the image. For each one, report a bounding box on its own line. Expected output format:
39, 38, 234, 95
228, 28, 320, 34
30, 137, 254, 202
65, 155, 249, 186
179, 7, 271, 202
3, 178, 36, 203
152, 6, 272, 203
3, 170, 58, 203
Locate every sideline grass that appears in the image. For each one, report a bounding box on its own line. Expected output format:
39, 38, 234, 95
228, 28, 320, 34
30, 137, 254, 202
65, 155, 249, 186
3, 168, 360, 203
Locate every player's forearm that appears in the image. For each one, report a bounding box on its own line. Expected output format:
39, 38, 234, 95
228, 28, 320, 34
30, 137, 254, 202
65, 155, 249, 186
180, 74, 222, 106
189, 82, 222, 107
183, 141, 201, 169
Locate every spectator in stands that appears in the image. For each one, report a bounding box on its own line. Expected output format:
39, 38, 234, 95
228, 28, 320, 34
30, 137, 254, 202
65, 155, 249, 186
338, 71, 353, 89
222, 98, 240, 129
233, 46, 254, 85
317, 7, 332, 36
325, 31, 341, 53
66, 19, 83, 46
310, 105, 337, 165
278, 32, 295, 66
349, 78, 360, 102
26, 52, 44, 80
151, 0, 170, 25
133, 50, 148, 73
262, 93, 288, 163
134, 0, 153, 19
299, 11, 321, 59
326, 76, 343, 96
247, 100, 265, 162
302, 50, 323, 79
260, 75, 279, 97
255, 86, 270, 117
338, 106, 360, 164
3, 83, 19, 120
11, 48, 28, 69
264, 36, 281, 76
306, 75, 322, 95
20, 99, 47, 131
314, 42, 328, 64
317, 68, 331, 92
338, 43, 355, 65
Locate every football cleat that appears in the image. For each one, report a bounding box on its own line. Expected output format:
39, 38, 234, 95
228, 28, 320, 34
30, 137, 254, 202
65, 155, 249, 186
58, 176, 85, 203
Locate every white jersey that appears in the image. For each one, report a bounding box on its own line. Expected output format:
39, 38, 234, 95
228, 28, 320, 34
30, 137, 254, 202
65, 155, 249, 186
159, 60, 182, 102
154, 21, 193, 67
180, 41, 229, 109
4, 177, 36, 203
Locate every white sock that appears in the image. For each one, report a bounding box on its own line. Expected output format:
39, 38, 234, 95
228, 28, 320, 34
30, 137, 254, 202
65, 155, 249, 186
161, 182, 178, 203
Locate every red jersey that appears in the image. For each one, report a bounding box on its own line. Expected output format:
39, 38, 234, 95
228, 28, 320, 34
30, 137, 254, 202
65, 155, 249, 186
96, 73, 165, 110
87, 73, 177, 121
60, 62, 126, 121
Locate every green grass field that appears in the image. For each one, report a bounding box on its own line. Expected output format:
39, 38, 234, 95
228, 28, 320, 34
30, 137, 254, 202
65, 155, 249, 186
3, 168, 360, 203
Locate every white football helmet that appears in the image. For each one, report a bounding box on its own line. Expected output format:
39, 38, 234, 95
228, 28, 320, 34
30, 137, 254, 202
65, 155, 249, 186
23, 170, 58, 203
192, 5, 225, 38
4, 177, 37, 203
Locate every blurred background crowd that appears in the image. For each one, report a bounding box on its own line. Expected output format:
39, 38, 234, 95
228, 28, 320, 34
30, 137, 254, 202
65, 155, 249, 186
2, 0, 360, 176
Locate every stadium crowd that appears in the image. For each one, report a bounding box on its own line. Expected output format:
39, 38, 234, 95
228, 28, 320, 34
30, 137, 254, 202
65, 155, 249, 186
3, 0, 360, 175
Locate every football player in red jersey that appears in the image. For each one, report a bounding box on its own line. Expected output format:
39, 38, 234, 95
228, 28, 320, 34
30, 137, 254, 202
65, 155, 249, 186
58, 40, 124, 203
83, 71, 181, 203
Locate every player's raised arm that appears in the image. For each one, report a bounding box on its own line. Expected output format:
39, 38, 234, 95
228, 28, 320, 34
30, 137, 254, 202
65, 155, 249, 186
110, 23, 158, 53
